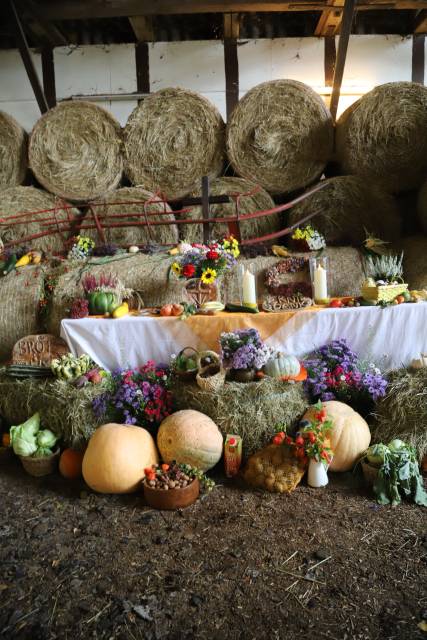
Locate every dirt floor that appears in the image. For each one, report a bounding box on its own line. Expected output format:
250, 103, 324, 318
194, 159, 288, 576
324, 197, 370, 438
0, 459, 426, 640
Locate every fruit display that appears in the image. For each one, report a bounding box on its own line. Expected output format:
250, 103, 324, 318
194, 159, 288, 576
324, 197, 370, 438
243, 443, 307, 493
51, 353, 91, 381
143, 462, 214, 492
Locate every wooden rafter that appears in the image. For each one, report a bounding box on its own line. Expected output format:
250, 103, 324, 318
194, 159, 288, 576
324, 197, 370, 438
329, 0, 356, 120
224, 13, 239, 120
129, 15, 154, 41
315, 0, 345, 36
415, 10, 427, 33
19, 0, 67, 46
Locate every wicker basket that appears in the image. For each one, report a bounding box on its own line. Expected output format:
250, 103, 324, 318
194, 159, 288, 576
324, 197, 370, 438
174, 347, 199, 381
243, 443, 307, 494
361, 460, 379, 487
20, 448, 60, 477
196, 350, 226, 392
361, 283, 408, 303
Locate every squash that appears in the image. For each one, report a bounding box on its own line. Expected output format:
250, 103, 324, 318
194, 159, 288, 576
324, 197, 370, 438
59, 448, 84, 480
82, 423, 158, 493
157, 410, 223, 471
265, 353, 300, 379
302, 401, 371, 472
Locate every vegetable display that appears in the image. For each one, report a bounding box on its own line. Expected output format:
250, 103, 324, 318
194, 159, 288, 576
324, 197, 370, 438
9, 412, 58, 458
51, 353, 91, 381
143, 462, 214, 492
264, 352, 301, 379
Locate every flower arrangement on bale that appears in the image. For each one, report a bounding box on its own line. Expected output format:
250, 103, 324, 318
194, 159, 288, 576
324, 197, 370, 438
220, 328, 271, 381
291, 225, 326, 251
81, 271, 129, 315
303, 339, 387, 415
92, 361, 173, 434
67, 235, 95, 261
171, 236, 239, 285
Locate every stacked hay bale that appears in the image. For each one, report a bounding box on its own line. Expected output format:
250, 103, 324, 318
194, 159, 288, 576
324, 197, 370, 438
29, 101, 123, 202
0, 111, 27, 190
0, 186, 80, 254
226, 80, 334, 195
287, 176, 401, 246
124, 88, 225, 200
86, 187, 178, 246
417, 179, 427, 235
179, 177, 278, 243
398, 236, 427, 290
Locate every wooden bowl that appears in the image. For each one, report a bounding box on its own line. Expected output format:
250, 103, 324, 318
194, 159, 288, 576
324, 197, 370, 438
20, 448, 60, 477
361, 460, 379, 487
143, 478, 200, 510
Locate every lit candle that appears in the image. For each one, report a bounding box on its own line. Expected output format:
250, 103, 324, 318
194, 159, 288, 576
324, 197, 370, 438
242, 268, 257, 307
313, 264, 328, 302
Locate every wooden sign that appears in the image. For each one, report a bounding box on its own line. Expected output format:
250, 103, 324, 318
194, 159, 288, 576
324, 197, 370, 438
12, 334, 69, 367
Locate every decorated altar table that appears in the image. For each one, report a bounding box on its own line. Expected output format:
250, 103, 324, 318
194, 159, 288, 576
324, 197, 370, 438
60, 302, 427, 373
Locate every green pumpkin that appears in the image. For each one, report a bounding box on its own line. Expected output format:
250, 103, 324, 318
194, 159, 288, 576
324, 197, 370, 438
264, 353, 300, 378
105, 292, 119, 313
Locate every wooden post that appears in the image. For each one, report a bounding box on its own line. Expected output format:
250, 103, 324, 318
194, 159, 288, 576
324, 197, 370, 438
329, 0, 356, 121
8, 0, 49, 114
201, 175, 211, 245
224, 13, 239, 121
412, 34, 425, 84
41, 46, 56, 108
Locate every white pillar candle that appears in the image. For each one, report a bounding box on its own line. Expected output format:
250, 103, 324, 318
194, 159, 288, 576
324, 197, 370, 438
313, 264, 328, 302
242, 268, 257, 306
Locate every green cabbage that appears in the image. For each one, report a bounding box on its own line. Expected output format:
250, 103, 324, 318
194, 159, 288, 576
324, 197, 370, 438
366, 443, 389, 467
388, 439, 406, 451
33, 447, 54, 458
36, 429, 57, 449
10, 413, 41, 457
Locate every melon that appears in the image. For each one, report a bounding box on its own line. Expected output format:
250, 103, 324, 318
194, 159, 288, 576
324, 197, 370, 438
302, 401, 371, 472
157, 410, 223, 471
82, 423, 158, 493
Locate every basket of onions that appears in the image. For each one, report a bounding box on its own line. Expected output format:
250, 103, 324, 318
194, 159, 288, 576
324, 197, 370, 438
142, 462, 214, 510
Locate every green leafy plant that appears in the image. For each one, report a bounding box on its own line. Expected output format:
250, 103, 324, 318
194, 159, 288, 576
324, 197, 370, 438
364, 252, 404, 284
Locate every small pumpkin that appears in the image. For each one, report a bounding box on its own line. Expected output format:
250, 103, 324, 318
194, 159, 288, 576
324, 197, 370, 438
265, 353, 300, 379
82, 423, 158, 493
302, 401, 371, 472
157, 410, 223, 471
1, 433, 10, 448
59, 448, 84, 480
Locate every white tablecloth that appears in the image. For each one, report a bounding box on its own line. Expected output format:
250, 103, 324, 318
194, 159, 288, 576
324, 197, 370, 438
61, 303, 427, 372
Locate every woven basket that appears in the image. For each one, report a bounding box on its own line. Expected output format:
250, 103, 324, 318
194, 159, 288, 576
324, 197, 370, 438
174, 347, 199, 381
196, 350, 226, 392
361, 283, 408, 303
20, 448, 60, 477
243, 443, 307, 494
361, 460, 379, 487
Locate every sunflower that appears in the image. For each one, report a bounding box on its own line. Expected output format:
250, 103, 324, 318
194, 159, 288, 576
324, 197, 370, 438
171, 262, 182, 276
201, 268, 217, 284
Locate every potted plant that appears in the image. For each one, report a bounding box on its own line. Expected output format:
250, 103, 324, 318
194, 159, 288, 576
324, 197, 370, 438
142, 462, 214, 510
9, 412, 60, 477
81, 271, 127, 316
362, 252, 408, 303
219, 328, 271, 382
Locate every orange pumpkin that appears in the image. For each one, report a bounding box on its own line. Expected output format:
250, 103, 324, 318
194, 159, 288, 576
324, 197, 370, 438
59, 448, 84, 480
1, 433, 10, 448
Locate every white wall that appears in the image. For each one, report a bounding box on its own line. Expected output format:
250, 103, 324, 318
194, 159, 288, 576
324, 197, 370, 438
0, 35, 420, 131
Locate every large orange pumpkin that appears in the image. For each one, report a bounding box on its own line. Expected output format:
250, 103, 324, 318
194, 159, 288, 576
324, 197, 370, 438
157, 410, 223, 471
302, 401, 371, 472
82, 423, 158, 493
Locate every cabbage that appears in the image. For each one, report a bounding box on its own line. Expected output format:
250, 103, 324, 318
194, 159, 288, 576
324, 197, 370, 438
388, 439, 406, 452
36, 429, 57, 449
11, 433, 38, 457
33, 447, 54, 458
366, 443, 389, 467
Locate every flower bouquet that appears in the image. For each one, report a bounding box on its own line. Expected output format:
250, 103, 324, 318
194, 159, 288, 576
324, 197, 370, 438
92, 361, 172, 435
219, 328, 271, 382
67, 235, 95, 261
291, 225, 326, 252
81, 271, 129, 316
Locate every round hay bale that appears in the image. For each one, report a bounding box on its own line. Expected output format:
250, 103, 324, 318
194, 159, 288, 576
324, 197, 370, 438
29, 101, 123, 202
373, 368, 427, 463
0, 111, 27, 190
336, 82, 427, 193
399, 236, 427, 290
87, 187, 178, 246
123, 88, 225, 200
179, 177, 278, 243
226, 80, 333, 195
0, 186, 79, 253
417, 179, 427, 234
287, 176, 401, 246
171, 376, 308, 456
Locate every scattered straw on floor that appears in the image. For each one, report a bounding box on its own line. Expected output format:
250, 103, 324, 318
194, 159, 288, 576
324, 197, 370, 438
0, 111, 27, 190
226, 80, 333, 195
29, 101, 123, 202
336, 82, 427, 193
373, 368, 427, 463
124, 88, 225, 200
287, 176, 401, 246
172, 376, 309, 455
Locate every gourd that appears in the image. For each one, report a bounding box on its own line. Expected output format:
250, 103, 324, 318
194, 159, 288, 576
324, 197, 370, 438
157, 410, 223, 471
112, 302, 129, 319
302, 401, 371, 472
87, 292, 118, 315
59, 448, 84, 479
265, 353, 300, 379
82, 423, 158, 493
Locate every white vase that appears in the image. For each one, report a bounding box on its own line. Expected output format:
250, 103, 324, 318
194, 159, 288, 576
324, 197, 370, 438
307, 459, 329, 488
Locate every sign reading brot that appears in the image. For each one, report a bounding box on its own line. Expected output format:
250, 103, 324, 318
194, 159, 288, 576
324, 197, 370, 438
12, 334, 69, 367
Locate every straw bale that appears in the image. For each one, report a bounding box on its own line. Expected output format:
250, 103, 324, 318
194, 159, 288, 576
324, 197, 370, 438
179, 177, 278, 243
0, 111, 27, 190
399, 236, 427, 290
87, 187, 178, 246
29, 101, 123, 202
0, 375, 104, 448
226, 80, 333, 195
373, 368, 427, 463
287, 176, 401, 246
124, 88, 225, 200
0, 266, 43, 361
336, 82, 427, 193
172, 377, 309, 456
417, 179, 427, 234
0, 186, 79, 254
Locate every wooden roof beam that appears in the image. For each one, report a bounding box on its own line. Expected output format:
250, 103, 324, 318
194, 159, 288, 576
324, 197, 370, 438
129, 16, 154, 41
315, 0, 345, 36
329, 0, 356, 120
415, 10, 427, 33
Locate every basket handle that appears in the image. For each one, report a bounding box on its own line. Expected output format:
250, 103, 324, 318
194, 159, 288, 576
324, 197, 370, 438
196, 350, 221, 373
178, 346, 199, 359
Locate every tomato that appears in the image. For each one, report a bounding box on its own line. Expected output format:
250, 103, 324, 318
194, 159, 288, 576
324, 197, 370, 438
295, 447, 306, 458
395, 295, 405, 305
329, 299, 343, 308
272, 435, 283, 446
161, 463, 170, 471
285, 436, 293, 445
295, 435, 304, 446
307, 432, 316, 444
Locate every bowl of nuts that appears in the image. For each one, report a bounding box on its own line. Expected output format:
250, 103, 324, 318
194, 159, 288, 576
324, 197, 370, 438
143, 462, 203, 510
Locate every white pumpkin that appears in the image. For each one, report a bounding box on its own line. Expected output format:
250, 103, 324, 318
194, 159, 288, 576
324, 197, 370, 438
302, 401, 371, 472
265, 353, 300, 378
157, 410, 223, 471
